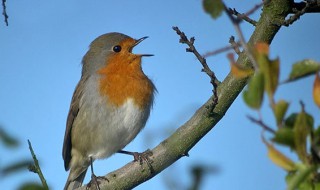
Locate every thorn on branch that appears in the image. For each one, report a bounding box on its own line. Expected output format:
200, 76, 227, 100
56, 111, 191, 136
299, 100, 305, 112
182, 152, 190, 157
229, 36, 241, 55
2, 0, 8, 26
172, 26, 219, 109
186, 47, 193, 52
28, 164, 37, 173
190, 37, 195, 44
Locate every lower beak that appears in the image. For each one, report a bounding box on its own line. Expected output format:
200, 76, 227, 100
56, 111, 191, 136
132, 36, 154, 57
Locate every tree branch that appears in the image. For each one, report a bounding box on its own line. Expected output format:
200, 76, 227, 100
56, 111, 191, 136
28, 140, 49, 190
283, 1, 320, 27
78, 1, 292, 189
2, 0, 8, 26
291, 1, 320, 13
172, 26, 219, 108
282, 1, 310, 26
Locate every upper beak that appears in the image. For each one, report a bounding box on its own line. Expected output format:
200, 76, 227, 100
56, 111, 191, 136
131, 36, 154, 57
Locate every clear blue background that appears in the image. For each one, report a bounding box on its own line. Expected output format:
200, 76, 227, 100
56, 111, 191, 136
1, 1, 319, 190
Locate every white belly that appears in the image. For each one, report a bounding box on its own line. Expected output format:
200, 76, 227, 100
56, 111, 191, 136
71, 77, 151, 160
94, 98, 148, 158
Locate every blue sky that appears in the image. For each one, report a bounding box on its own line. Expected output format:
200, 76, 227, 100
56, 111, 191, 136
1, 1, 319, 190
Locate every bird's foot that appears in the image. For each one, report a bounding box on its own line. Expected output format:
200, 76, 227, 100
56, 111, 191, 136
87, 174, 108, 190
118, 149, 154, 173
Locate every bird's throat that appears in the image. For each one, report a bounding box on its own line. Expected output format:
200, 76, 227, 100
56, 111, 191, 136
97, 55, 154, 109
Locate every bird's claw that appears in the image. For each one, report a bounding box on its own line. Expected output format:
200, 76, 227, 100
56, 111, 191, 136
87, 174, 108, 190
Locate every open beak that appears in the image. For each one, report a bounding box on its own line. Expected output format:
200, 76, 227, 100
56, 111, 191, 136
131, 36, 154, 57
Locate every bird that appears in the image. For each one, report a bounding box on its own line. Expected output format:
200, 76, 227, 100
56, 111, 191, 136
62, 32, 155, 190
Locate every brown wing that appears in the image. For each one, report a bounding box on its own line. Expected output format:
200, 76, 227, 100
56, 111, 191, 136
62, 76, 87, 171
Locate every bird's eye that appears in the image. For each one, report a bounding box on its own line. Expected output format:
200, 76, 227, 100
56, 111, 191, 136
113, 45, 122, 53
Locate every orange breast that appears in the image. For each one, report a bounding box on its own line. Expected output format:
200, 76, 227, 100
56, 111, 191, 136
97, 48, 154, 109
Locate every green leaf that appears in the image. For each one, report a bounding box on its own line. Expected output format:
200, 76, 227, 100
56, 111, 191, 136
265, 58, 280, 98
255, 43, 280, 99
293, 109, 314, 163
314, 125, 320, 136
298, 181, 314, 190
274, 100, 289, 125
311, 125, 320, 161
203, 0, 224, 19
315, 183, 320, 190
284, 113, 298, 129
1, 160, 34, 176
0, 127, 19, 148
286, 59, 320, 82
272, 127, 295, 149
259, 57, 279, 98
230, 61, 254, 78
262, 135, 296, 171
243, 72, 265, 109
313, 72, 320, 107
286, 164, 316, 190
18, 182, 47, 190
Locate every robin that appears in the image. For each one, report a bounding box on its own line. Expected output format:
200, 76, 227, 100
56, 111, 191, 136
62, 32, 155, 190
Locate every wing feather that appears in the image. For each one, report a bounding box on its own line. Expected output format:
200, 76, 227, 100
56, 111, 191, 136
62, 76, 87, 171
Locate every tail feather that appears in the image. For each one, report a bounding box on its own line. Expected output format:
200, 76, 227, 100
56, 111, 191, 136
64, 168, 88, 190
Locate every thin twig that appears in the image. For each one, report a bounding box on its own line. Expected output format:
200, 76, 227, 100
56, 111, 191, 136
224, 3, 258, 70
2, 0, 8, 26
28, 140, 49, 190
173, 26, 219, 108
228, 8, 258, 26
203, 37, 241, 58
283, 1, 310, 26
204, 2, 265, 58
228, 1, 265, 26
247, 115, 276, 134
203, 43, 240, 58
